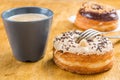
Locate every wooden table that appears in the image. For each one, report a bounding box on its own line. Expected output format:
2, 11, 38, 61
1, 0, 120, 80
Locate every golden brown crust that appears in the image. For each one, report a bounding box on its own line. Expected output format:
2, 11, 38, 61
53, 50, 113, 74
54, 50, 113, 63
74, 13, 118, 32
54, 56, 113, 74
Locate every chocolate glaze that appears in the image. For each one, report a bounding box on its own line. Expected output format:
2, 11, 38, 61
79, 8, 118, 21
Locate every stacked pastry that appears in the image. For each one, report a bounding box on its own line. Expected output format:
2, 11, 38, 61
53, 30, 114, 74
75, 2, 118, 31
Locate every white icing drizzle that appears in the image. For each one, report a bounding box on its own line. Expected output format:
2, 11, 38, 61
53, 30, 113, 55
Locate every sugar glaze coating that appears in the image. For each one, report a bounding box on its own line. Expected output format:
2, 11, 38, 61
53, 30, 113, 55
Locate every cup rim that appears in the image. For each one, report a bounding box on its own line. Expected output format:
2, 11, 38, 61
1, 6, 54, 23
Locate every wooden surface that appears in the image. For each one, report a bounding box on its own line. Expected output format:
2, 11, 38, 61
1, 0, 120, 80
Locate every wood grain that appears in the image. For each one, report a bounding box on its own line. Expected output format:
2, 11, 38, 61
0, 0, 120, 80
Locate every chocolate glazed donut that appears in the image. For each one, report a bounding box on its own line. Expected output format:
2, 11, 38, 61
75, 2, 118, 32
79, 4, 118, 21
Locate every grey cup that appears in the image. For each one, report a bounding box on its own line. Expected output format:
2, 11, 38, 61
1, 7, 53, 62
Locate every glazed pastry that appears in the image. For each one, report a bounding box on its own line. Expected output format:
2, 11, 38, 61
75, 2, 118, 32
53, 30, 114, 74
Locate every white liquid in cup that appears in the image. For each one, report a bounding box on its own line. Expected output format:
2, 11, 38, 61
8, 13, 48, 22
